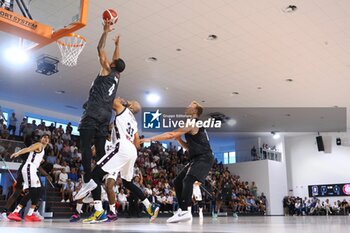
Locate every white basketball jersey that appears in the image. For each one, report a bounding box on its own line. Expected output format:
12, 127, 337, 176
25, 146, 45, 168
114, 107, 138, 145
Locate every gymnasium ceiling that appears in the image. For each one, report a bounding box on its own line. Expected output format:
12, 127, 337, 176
0, 0, 350, 125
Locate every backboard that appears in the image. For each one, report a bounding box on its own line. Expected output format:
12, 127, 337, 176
0, 0, 88, 51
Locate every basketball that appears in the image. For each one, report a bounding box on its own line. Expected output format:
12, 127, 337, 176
102, 9, 119, 25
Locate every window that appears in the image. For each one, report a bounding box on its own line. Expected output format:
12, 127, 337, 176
71, 125, 79, 136
42, 120, 55, 127
2, 112, 9, 124
229, 152, 236, 164
223, 151, 236, 164
143, 142, 151, 148
27, 117, 41, 125
162, 143, 168, 149
224, 152, 229, 164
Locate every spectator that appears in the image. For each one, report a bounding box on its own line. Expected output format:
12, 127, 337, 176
58, 169, 68, 188
68, 167, 79, 183
52, 159, 63, 182
117, 189, 129, 213
66, 122, 73, 134
19, 118, 27, 136
61, 179, 74, 202
8, 112, 17, 136
31, 120, 37, 130
250, 181, 258, 197
324, 199, 332, 216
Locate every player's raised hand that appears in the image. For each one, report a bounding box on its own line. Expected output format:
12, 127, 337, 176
10, 152, 19, 159
113, 35, 120, 45
103, 19, 114, 33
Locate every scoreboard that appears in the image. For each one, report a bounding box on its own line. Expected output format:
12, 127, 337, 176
308, 183, 350, 197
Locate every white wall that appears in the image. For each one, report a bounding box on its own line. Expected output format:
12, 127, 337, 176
267, 160, 288, 215
235, 138, 258, 162
285, 133, 350, 203
227, 159, 287, 215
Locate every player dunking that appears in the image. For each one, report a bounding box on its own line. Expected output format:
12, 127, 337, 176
141, 101, 215, 223
6, 134, 50, 222
79, 20, 125, 183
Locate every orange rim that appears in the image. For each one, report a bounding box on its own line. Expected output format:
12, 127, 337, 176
56, 33, 87, 47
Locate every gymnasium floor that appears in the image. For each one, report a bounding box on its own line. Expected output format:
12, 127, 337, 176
0, 216, 349, 233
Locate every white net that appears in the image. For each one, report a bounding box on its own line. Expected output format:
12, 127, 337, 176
56, 33, 86, 67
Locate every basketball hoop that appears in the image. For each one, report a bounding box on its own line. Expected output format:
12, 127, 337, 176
56, 33, 86, 67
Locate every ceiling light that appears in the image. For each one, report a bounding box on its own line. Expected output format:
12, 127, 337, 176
283, 5, 297, 13
227, 119, 237, 127
231, 92, 239, 95
176, 48, 182, 51
65, 105, 78, 109
146, 57, 158, 62
207, 34, 218, 40
285, 78, 293, 82
4, 47, 29, 64
201, 100, 206, 103
146, 93, 160, 103
257, 87, 262, 90
55, 90, 65, 94
271, 131, 280, 139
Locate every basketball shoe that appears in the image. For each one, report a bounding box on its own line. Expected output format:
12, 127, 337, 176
7, 212, 22, 222
146, 203, 160, 222
167, 208, 192, 223
0, 212, 8, 221
107, 211, 118, 222
74, 179, 97, 200
69, 213, 81, 222
25, 214, 41, 222
83, 210, 107, 224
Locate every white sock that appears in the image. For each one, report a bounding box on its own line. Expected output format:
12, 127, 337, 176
94, 201, 103, 212
187, 206, 191, 213
109, 204, 116, 214
76, 203, 83, 214
142, 198, 151, 209
14, 206, 22, 213
28, 208, 34, 216
199, 207, 203, 213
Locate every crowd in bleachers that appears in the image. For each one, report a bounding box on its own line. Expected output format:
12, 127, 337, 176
283, 196, 350, 216
0, 114, 266, 216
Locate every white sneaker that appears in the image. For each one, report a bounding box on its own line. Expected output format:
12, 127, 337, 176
167, 209, 192, 223
34, 211, 44, 220
66, 200, 70, 203
61, 199, 65, 202
74, 179, 97, 200
0, 212, 9, 221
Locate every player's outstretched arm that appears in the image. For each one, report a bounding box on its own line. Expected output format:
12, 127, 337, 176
98, 20, 113, 76
10, 143, 42, 159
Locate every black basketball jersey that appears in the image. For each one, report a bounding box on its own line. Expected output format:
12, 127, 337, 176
82, 71, 120, 121
185, 127, 213, 159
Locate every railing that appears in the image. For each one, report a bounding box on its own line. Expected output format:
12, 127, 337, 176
0, 138, 26, 162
